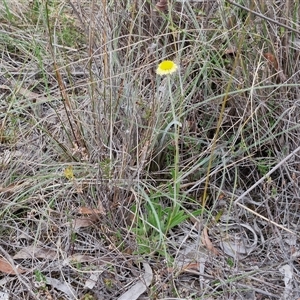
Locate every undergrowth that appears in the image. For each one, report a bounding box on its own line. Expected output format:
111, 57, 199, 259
0, 0, 300, 299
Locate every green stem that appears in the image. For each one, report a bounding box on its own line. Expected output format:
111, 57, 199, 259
167, 76, 181, 205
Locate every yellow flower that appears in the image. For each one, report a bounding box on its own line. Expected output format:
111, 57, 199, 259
64, 165, 74, 180
156, 60, 178, 76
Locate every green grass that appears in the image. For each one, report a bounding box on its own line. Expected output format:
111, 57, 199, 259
0, 0, 300, 299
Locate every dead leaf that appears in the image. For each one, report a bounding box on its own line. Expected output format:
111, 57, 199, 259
68, 254, 95, 263
84, 273, 100, 290
0, 258, 26, 275
45, 277, 76, 299
63, 255, 113, 268
182, 262, 200, 272
201, 227, 220, 255
224, 47, 237, 55
0, 181, 27, 193
156, 0, 168, 11
0, 82, 55, 104
72, 217, 95, 229
64, 216, 99, 230
77, 206, 104, 215
219, 223, 258, 258
62, 254, 95, 267
117, 263, 153, 300
263, 52, 279, 70
0, 291, 9, 300
13, 246, 58, 260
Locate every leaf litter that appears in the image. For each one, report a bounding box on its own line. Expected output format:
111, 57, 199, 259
1, 0, 300, 299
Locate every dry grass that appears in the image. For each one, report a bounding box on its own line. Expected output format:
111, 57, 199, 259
0, 0, 300, 299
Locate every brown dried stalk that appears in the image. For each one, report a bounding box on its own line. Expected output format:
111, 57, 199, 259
156, 0, 168, 11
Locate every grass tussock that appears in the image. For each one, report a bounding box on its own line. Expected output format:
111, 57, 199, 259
0, 0, 300, 299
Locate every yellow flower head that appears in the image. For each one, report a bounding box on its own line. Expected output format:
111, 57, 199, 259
64, 165, 74, 180
156, 60, 178, 76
